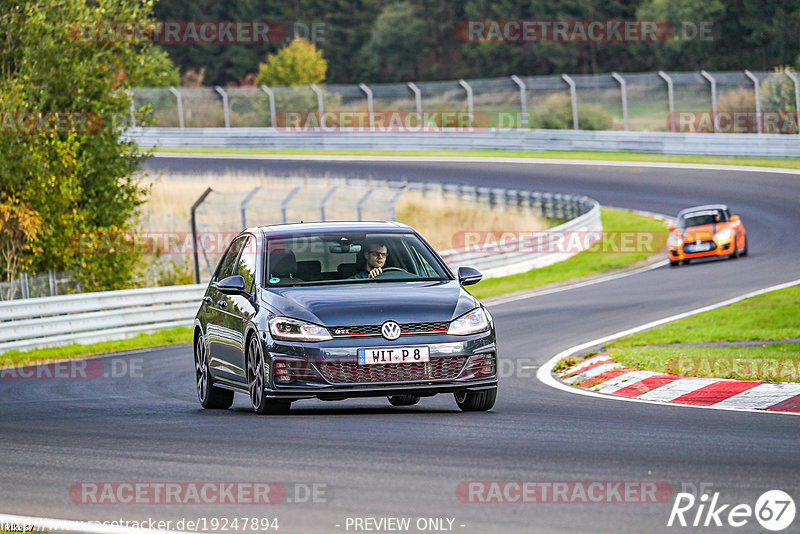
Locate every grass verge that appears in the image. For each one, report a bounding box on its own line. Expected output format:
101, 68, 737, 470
0, 326, 192, 368
557, 285, 800, 382
469, 207, 668, 300
152, 147, 800, 170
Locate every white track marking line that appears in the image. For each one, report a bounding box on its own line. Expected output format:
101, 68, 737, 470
534, 278, 800, 416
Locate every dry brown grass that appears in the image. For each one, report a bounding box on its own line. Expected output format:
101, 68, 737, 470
139, 174, 546, 252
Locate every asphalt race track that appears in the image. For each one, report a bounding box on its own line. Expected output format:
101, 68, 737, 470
1, 156, 799, 533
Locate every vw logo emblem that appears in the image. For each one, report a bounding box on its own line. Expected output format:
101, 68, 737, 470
381, 321, 401, 341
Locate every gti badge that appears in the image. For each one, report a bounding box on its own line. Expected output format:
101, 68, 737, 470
381, 321, 401, 341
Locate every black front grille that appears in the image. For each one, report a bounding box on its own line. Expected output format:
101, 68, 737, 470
318, 356, 468, 383
330, 321, 449, 338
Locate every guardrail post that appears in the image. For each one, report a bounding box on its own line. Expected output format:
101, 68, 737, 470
281, 186, 302, 224
191, 187, 213, 283
561, 74, 579, 130
261, 86, 277, 128
700, 70, 718, 133
356, 188, 376, 221
458, 79, 474, 126
169, 86, 184, 129
784, 70, 800, 135
310, 84, 325, 126
240, 186, 262, 229
407, 82, 422, 122
48, 269, 57, 296
744, 70, 762, 134
319, 186, 339, 221
359, 83, 374, 130
20, 273, 29, 299
511, 75, 528, 129
658, 71, 676, 132
611, 72, 629, 131
215, 86, 230, 128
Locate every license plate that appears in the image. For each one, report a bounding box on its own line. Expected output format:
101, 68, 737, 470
688, 242, 712, 252
358, 346, 430, 365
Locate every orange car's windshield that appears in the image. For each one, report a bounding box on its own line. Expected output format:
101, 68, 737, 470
676, 210, 727, 228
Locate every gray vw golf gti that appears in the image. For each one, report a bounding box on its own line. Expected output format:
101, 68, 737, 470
193, 221, 498, 414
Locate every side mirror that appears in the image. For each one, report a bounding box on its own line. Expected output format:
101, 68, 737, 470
217, 275, 246, 295
667, 224, 674, 231
730, 215, 740, 222
457, 266, 482, 286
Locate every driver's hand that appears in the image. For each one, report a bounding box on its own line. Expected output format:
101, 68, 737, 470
367, 267, 383, 278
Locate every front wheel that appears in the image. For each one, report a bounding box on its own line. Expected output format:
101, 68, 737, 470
454, 388, 497, 412
247, 337, 291, 415
740, 236, 748, 256
195, 334, 234, 409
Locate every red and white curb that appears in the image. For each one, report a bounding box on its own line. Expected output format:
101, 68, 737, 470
558, 353, 800, 414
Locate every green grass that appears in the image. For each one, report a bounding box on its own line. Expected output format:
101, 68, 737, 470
609, 285, 800, 347
152, 147, 800, 170
469, 207, 668, 300
0, 326, 192, 368
609, 345, 800, 382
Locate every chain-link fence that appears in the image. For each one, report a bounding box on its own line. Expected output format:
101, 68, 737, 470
0, 271, 82, 301
132, 70, 800, 134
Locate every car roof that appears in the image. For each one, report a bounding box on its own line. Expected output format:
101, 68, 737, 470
246, 221, 414, 238
677, 204, 729, 218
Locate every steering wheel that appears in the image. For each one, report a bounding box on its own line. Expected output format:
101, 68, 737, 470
375, 267, 411, 279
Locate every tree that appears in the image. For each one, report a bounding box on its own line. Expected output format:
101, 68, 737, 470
0, 0, 179, 291
0, 195, 41, 298
256, 37, 327, 86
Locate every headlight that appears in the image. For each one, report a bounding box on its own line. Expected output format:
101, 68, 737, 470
715, 228, 733, 241
448, 308, 490, 336
269, 317, 331, 342
667, 234, 683, 247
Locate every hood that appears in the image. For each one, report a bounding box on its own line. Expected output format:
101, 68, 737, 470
264, 280, 478, 326
679, 222, 727, 242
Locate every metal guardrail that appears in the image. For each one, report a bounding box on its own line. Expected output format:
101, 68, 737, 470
127, 128, 800, 157
0, 284, 205, 353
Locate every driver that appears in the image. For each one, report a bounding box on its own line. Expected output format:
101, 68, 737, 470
349, 240, 388, 279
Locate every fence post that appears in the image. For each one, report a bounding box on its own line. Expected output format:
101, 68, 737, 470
611, 72, 629, 131
20, 273, 29, 299
310, 84, 325, 126
700, 70, 718, 133
125, 89, 136, 128
743, 70, 762, 134
261, 86, 277, 128
48, 269, 57, 296
561, 74, 579, 130
215, 86, 230, 128
319, 186, 339, 221
356, 188, 376, 221
359, 84, 374, 130
458, 79, 474, 126
281, 186, 302, 224
388, 186, 407, 221
168, 87, 184, 129
240, 186, 262, 229
511, 75, 528, 129
191, 187, 213, 284
658, 71, 676, 132
407, 82, 422, 122
785, 70, 800, 135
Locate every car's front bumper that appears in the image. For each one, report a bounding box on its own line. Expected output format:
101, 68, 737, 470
261, 332, 497, 400
668, 239, 734, 261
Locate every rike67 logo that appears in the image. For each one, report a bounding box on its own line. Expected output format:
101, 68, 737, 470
668, 488, 795, 531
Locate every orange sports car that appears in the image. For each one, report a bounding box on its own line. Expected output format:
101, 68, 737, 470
667, 204, 747, 267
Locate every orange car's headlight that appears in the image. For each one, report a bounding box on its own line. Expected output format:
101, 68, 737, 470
715, 228, 733, 242
667, 234, 683, 247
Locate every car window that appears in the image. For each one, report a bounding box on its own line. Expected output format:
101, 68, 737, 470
264, 232, 450, 286
235, 235, 257, 293
676, 209, 727, 228
215, 236, 247, 282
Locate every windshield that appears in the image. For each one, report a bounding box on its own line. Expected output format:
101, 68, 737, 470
676, 210, 728, 229
264, 232, 450, 286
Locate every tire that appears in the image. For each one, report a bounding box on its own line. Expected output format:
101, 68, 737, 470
247, 336, 291, 415
388, 395, 420, 406
669, 260, 679, 267
741, 236, 748, 256
194, 334, 234, 409
454, 388, 497, 412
